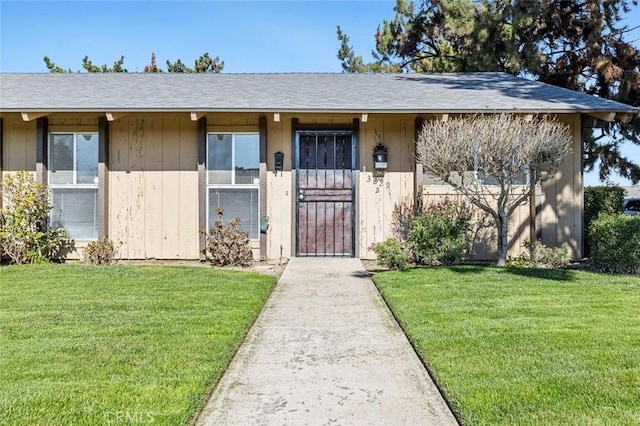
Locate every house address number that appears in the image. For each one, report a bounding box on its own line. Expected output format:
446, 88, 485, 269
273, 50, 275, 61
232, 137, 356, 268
366, 175, 391, 193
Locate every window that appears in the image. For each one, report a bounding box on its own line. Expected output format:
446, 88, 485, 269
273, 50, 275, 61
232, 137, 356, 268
207, 133, 260, 240
49, 133, 99, 240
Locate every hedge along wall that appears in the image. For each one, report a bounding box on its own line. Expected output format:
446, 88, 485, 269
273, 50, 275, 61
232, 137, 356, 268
584, 186, 625, 257
590, 213, 640, 274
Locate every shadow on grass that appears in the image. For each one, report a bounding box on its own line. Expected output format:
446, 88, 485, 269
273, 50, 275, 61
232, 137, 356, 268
505, 267, 576, 281
441, 265, 487, 275
444, 265, 577, 281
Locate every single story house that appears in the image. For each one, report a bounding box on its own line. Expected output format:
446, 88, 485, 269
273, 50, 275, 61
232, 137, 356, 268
0, 72, 637, 262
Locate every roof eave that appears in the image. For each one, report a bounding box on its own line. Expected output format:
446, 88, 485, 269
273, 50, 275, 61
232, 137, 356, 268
2, 107, 638, 114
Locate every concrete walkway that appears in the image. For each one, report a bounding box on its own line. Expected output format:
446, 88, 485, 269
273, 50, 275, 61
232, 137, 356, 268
196, 258, 457, 426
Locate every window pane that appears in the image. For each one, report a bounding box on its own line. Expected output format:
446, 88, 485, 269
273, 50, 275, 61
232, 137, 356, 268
50, 134, 74, 184
208, 188, 259, 240
76, 134, 99, 184
235, 134, 259, 184
208, 134, 232, 184
51, 188, 98, 240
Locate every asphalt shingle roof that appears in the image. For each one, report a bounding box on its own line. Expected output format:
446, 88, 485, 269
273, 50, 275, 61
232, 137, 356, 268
0, 72, 637, 114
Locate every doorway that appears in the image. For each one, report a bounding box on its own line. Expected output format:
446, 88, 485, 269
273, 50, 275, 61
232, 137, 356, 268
295, 131, 356, 256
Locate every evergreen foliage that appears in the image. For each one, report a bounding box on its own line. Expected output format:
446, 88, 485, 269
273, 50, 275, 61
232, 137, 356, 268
408, 199, 470, 265
337, 0, 640, 183
590, 213, 640, 274
43, 52, 224, 73
583, 186, 625, 255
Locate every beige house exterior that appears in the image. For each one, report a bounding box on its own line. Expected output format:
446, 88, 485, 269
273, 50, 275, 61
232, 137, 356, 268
1, 73, 637, 262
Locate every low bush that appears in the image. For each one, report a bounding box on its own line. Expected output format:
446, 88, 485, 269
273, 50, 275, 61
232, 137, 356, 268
0, 171, 70, 264
408, 199, 470, 265
507, 240, 570, 269
590, 213, 640, 274
83, 237, 117, 265
372, 239, 411, 270
584, 186, 625, 256
204, 207, 254, 267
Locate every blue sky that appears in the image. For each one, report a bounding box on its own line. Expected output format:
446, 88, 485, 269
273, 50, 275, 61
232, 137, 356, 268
0, 0, 394, 73
1, 0, 638, 186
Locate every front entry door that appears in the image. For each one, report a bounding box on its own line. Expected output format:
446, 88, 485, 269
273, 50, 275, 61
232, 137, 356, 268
296, 131, 355, 256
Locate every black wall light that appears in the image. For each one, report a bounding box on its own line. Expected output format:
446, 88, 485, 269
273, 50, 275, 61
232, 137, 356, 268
373, 143, 388, 170
274, 151, 284, 172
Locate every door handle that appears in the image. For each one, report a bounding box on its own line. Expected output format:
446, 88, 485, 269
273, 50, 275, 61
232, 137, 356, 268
298, 190, 305, 201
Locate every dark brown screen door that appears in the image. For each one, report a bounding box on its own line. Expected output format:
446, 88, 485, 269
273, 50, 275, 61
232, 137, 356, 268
296, 131, 355, 256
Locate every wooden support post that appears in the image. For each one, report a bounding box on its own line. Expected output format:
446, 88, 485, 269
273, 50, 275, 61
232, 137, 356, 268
197, 116, 207, 261
291, 118, 299, 166
259, 116, 268, 261
352, 117, 360, 171
353, 117, 360, 258
36, 117, 48, 185
529, 178, 536, 246
291, 118, 298, 256
98, 116, 110, 238
0, 117, 3, 209
414, 117, 425, 207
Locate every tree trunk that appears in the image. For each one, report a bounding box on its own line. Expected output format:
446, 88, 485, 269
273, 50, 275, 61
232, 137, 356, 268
496, 212, 510, 266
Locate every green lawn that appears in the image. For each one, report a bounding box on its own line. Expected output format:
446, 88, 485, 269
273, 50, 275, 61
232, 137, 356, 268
374, 266, 640, 426
0, 264, 276, 425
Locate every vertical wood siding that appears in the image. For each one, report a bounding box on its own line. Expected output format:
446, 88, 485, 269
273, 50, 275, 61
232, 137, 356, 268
358, 115, 415, 258
266, 116, 293, 262
109, 115, 198, 259
539, 114, 583, 259
1, 115, 36, 178
0, 112, 584, 262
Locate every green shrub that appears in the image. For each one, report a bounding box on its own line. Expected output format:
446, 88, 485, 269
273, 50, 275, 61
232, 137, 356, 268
83, 237, 117, 265
408, 200, 470, 265
0, 171, 71, 264
590, 213, 640, 274
372, 239, 411, 270
507, 240, 570, 269
506, 254, 531, 268
584, 186, 625, 256
391, 197, 421, 243
204, 207, 254, 267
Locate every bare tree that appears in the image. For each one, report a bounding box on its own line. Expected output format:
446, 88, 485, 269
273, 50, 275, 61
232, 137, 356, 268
417, 114, 573, 266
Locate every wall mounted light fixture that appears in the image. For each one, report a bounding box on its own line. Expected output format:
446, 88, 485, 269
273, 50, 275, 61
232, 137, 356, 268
373, 143, 388, 170
274, 151, 284, 172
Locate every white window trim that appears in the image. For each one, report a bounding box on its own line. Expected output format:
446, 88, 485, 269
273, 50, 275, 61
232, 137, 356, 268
206, 132, 260, 240
48, 132, 99, 187
48, 132, 99, 241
